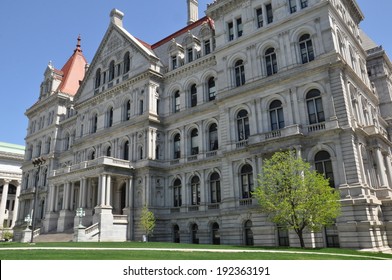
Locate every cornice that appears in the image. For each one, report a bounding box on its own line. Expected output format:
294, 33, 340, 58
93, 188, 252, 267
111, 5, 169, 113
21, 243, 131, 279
25, 92, 71, 117
75, 69, 163, 111
164, 55, 216, 81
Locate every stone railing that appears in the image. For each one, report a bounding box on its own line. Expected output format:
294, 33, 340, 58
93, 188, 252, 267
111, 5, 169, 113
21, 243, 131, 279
51, 157, 133, 177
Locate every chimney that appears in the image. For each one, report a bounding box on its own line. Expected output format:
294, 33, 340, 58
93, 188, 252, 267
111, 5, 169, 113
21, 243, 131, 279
187, 0, 199, 25
110, 9, 124, 27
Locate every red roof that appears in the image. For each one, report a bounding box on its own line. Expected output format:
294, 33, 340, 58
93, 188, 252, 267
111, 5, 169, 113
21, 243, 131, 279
151, 16, 212, 49
58, 36, 88, 96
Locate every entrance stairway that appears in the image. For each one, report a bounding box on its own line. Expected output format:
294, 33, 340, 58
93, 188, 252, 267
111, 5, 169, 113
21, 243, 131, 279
33, 231, 73, 242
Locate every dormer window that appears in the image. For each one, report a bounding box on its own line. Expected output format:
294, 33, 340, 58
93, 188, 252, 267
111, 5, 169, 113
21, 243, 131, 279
168, 39, 184, 70
204, 40, 211, 55
188, 48, 193, 63
172, 56, 178, 69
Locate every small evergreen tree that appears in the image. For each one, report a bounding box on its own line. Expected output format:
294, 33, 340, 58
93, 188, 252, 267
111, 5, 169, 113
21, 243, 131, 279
254, 150, 341, 248
140, 205, 156, 241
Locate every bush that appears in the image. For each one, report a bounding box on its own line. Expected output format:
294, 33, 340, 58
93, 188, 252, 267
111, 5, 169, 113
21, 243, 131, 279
2, 231, 13, 241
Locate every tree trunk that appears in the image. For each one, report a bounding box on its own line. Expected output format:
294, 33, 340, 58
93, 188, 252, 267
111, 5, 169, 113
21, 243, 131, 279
296, 229, 305, 248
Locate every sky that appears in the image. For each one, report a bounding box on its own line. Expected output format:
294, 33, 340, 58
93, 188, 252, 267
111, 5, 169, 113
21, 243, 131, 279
0, 0, 390, 146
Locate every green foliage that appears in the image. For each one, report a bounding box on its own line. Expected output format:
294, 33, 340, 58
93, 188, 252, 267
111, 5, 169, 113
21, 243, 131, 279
140, 206, 156, 237
254, 150, 341, 247
2, 230, 13, 240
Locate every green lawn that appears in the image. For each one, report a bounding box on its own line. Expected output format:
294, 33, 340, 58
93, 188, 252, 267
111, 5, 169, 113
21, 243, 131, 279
0, 242, 391, 260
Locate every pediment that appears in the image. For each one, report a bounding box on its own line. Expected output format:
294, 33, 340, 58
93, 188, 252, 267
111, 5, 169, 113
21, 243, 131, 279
74, 24, 159, 103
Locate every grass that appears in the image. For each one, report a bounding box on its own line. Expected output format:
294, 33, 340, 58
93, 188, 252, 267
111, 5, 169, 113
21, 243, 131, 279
0, 241, 391, 260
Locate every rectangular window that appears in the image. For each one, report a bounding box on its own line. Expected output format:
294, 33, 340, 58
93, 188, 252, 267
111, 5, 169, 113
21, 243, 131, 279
236, 18, 243, 37
289, 0, 297, 13
228, 21, 234, 41
172, 56, 177, 69
139, 100, 143, 115
204, 40, 211, 55
301, 0, 308, 9
256, 8, 263, 28
188, 48, 193, 63
266, 4, 273, 24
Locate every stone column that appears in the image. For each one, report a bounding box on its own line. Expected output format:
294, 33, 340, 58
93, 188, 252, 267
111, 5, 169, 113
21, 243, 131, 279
106, 175, 111, 206
11, 182, 21, 228
0, 180, 10, 227
384, 154, 392, 188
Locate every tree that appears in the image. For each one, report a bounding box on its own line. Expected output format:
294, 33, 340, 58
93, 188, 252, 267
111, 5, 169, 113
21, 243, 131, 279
140, 205, 156, 241
253, 150, 341, 248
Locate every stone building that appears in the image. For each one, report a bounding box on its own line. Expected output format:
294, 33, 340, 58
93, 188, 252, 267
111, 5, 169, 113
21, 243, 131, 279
0, 142, 24, 230
15, 0, 392, 250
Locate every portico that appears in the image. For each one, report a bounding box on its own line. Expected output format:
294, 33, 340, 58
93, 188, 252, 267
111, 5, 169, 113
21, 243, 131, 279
45, 156, 134, 240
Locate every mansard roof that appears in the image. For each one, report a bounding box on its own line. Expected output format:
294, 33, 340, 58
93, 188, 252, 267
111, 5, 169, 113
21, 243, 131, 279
57, 36, 88, 96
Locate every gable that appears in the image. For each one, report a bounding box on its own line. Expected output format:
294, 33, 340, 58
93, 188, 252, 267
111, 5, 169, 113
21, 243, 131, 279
75, 23, 161, 104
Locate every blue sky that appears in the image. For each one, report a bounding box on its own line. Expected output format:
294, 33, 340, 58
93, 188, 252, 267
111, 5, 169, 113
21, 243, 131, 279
0, 0, 390, 146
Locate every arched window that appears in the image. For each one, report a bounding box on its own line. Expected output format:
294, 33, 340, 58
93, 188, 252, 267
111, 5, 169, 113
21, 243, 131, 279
208, 77, 216, 101
64, 133, 70, 151
173, 179, 182, 207
46, 137, 51, 154
173, 224, 180, 243
34, 170, 40, 187
91, 113, 98, 133
43, 168, 48, 187
106, 146, 112, 157
240, 164, 253, 198
269, 100, 285, 130
173, 133, 181, 159
212, 223, 220, 245
237, 109, 250, 141
89, 149, 96, 160
315, 151, 335, 187
299, 34, 314, 64
36, 141, 42, 157
190, 128, 199, 155
210, 172, 221, 203
209, 123, 218, 151
306, 89, 325, 124
190, 84, 197, 107
123, 52, 130, 73
107, 107, 114, 127
190, 176, 200, 205
265, 48, 277, 76
124, 100, 131, 121
174, 91, 180, 113
123, 141, 129, 160
235, 60, 245, 86
155, 145, 160, 160
278, 225, 290, 246
95, 68, 101, 89
244, 220, 254, 246
191, 223, 199, 244
109, 60, 115, 81
138, 146, 143, 160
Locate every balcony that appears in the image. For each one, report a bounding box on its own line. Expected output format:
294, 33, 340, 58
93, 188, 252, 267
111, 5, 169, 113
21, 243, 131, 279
261, 124, 302, 141
362, 124, 389, 139
51, 157, 133, 177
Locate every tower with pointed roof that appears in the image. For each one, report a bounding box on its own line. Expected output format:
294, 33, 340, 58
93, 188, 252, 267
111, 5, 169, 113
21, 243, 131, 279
16, 37, 88, 240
